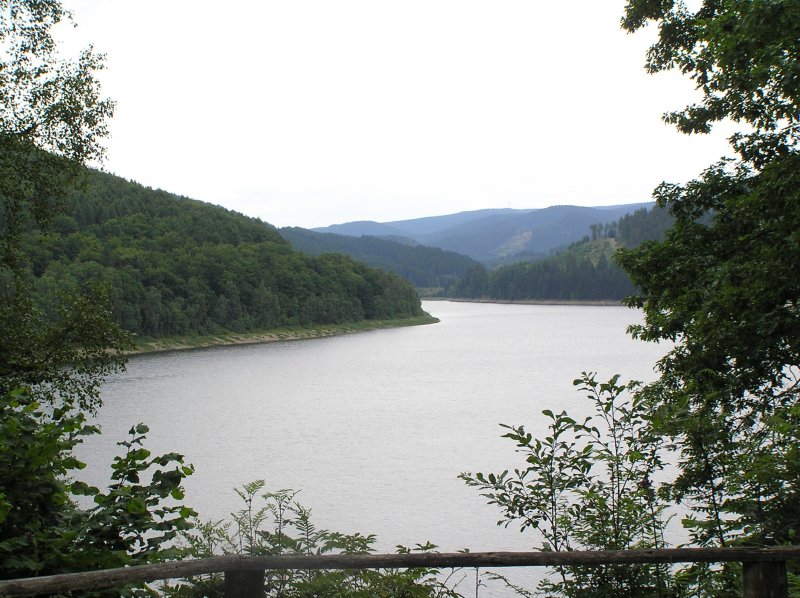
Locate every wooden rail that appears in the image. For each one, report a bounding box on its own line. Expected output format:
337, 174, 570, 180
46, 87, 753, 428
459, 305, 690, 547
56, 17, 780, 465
0, 547, 797, 597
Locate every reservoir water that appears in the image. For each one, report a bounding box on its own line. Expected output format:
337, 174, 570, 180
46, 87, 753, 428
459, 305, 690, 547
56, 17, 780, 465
77, 300, 668, 592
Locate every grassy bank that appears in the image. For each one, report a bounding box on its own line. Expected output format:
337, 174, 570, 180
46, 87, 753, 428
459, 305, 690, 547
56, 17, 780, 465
129, 314, 439, 354
436, 297, 623, 306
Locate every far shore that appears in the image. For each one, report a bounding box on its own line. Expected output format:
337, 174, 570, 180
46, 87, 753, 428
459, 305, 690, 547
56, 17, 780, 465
127, 298, 624, 356
425, 297, 624, 306
129, 314, 439, 356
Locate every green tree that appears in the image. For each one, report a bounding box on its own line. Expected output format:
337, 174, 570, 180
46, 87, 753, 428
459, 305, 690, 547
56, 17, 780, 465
462, 374, 671, 597
616, 0, 800, 579
0, 0, 113, 271
621, 0, 800, 167
0, 0, 122, 407
0, 0, 196, 586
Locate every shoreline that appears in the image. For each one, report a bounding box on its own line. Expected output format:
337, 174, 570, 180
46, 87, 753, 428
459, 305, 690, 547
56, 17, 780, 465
127, 298, 623, 355
425, 297, 623, 306
129, 314, 439, 355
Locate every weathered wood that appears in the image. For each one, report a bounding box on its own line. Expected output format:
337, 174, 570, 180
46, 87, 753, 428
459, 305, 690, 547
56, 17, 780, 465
0, 555, 245, 597
0, 547, 798, 597
220, 547, 800, 570
743, 560, 788, 598
224, 569, 265, 598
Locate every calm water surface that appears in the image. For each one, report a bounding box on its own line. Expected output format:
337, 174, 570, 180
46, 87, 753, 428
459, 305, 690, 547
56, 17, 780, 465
77, 301, 667, 590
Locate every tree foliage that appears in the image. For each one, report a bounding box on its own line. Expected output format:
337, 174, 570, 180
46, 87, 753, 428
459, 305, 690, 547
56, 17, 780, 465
0, 0, 126, 407
1, 408, 195, 582
0, 1, 197, 588
615, 0, 800, 573
621, 0, 800, 166
16, 170, 425, 339
612, 206, 673, 248
462, 374, 671, 597
450, 241, 636, 302
162, 481, 464, 598
0, 0, 113, 269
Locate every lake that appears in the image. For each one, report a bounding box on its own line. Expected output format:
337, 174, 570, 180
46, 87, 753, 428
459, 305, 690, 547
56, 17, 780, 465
77, 300, 668, 592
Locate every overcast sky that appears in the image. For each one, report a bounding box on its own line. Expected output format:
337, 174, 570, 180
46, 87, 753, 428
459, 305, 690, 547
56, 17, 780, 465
58, 1, 733, 229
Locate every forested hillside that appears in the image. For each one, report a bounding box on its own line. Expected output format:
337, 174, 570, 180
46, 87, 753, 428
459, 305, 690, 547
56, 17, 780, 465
314, 203, 653, 263
280, 226, 480, 289
450, 206, 672, 301
590, 205, 673, 247
20, 170, 425, 338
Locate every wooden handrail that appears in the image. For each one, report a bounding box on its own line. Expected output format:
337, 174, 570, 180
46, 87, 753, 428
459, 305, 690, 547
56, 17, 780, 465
1, 547, 797, 597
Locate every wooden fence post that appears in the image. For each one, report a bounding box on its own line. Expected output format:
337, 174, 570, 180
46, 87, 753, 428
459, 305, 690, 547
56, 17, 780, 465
742, 561, 788, 598
224, 569, 264, 598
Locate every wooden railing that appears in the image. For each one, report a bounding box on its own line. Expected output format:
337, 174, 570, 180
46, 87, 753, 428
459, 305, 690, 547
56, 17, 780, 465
0, 547, 797, 597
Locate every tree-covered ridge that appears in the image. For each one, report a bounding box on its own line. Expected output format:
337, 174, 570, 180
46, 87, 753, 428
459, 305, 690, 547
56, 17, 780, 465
63, 170, 288, 246
280, 226, 481, 290
21, 170, 425, 339
450, 205, 671, 301
591, 205, 673, 248
450, 239, 635, 301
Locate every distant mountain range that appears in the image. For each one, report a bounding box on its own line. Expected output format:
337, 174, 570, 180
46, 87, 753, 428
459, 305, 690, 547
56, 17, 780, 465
280, 227, 480, 289
312, 203, 654, 264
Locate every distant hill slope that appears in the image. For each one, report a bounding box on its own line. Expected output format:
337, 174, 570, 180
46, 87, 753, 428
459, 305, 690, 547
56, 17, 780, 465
613, 204, 674, 247
22, 170, 425, 339
314, 203, 653, 264
450, 205, 673, 302
280, 227, 481, 289
316, 208, 519, 239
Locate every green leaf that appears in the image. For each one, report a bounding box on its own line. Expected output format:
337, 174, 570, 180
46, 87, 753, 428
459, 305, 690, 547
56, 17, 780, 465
126, 497, 147, 514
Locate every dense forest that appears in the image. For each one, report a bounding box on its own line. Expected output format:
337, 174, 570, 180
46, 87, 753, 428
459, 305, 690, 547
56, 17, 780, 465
449, 239, 636, 301
449, 206, 672, 301
17, 170, 425, 339
590, 205, 673, 247
280, 226, 480, 289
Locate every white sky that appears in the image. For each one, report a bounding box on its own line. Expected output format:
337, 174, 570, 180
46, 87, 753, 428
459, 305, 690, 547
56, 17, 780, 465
58, 1, 734, 229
